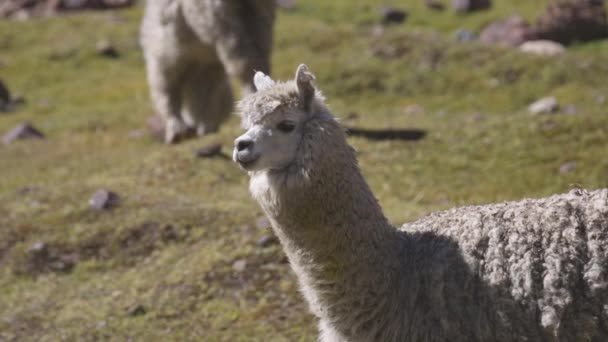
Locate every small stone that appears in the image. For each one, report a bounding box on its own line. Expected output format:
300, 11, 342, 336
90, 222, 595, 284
276, 0, 296, 10
196, 143, 222, 158
96, 39, 120, 58
128, 129, 145, 139
126, 304, 146, 317
3, 123, 45, 144
425, 0, 445, 11
559, 161, 577, 174
480, 16, 536, 47
146, 115, 165, 141
28, 241, 48, 256
380, 7, 408, 24
595, 94, 606, 104
563, 104, 577, 115
452, 0, 491, 13
455, 29, 476, 42
528, 96, 559, 115
0, 78, 11, 112
403, 104, 425, 115
232, 259, 247, 273
519, 40, 566, 57
256, 234, 278, 248
256, 216, 271, 229
89, 189, 120, 210
96, 320, 107, 329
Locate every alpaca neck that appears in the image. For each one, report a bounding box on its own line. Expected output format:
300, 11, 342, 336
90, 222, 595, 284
250, 117, 404, 324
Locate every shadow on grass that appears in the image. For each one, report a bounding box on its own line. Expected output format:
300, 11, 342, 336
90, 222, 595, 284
345, 126, 427, 141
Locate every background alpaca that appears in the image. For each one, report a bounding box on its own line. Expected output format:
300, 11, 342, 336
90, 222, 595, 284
141, 0, 275, 143
233, 65, 608, 341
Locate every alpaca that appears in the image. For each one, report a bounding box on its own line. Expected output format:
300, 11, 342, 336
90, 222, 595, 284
141, 0, 275, 143
232, 64, 608, 341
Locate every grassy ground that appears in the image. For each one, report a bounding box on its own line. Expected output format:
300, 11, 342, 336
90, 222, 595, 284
1, 1, 607, 340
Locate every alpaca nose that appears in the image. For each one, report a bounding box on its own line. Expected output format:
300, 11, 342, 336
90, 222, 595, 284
235, 137, 254, 152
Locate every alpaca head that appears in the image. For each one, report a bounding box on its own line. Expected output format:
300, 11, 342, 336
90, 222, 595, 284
233, 64, 328, 173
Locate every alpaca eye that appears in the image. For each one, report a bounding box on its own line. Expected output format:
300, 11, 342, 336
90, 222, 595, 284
277, 121, 296, 133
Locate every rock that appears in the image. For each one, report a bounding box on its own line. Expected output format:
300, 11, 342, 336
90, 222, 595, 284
256, 234, 279, 248
96, 39, 119, 58
276, 0, 296, 10
425, 0, 445, 11
533, 0, 608, 45
0, 78, 11, 112
127, 129, 145, 139
195, 143, 222, 158
528, 96, 559, 115
480, 16, 537, 47
455, 29, 476, 42
3, 123, 45, 144
452, 0, 491, 13
89, 189, 120, 210
146, 115, 165, 141
232, 259, 247, 273
563, 104, 578, 115
28, 241, 48, 256
380, 6, 408, 24
519, 40, 566, 57
126, 304, 146, 317
256, 216, 271, 230
559, 161, 577, 174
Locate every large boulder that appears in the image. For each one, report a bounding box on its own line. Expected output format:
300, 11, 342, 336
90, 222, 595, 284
533, 0, 608, 44
480, 15, 538, 47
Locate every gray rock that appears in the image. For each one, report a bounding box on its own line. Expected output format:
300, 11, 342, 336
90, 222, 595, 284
480, 15, 537, 47
380, 7, 408, 24
232, 259, 247, 273
3, 122, 44, 144
256, 234, 279, 248
452, 0, 491, 13
533, 0, 608, 45
146, 115, 165, 141
256, 216, 271, 229
96, 39, 119, 58
276, 0, 296, 10
28, 241, 48, 256
425, 0, 445, 11
89, 189, 120, 210
126, 304, 146, 317
528, 96, 559, 115
196, 143, 222, 158
455, 29, 477, 42
559, 161, 577, 174
519, 40, 566, 57
0, 78, 10, 112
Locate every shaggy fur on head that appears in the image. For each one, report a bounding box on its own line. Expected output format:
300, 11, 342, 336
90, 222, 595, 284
235, 65, 608, 342
141, 0, 275, 143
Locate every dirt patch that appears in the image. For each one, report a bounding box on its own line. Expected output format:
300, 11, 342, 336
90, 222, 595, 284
204, 251, 293, 303
10, 221, 187, 276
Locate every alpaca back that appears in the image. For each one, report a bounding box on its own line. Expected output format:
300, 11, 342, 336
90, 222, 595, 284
401, 188, 608, 340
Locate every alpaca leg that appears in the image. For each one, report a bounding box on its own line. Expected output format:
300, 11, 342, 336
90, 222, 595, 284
197, 0, 274, 95
143, 55, 188, 144
181, 64, 233, 136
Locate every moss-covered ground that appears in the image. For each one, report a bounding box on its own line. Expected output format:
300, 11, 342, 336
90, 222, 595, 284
1, 1, 607, 340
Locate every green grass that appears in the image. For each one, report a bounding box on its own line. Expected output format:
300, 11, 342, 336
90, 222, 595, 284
1, 1, 608, 340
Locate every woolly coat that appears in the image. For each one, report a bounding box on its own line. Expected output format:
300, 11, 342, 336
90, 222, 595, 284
140, 0, 275, 139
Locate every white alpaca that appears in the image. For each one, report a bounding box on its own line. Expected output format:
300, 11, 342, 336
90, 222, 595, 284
141, 0, 275, 143
233, 64, 608, 341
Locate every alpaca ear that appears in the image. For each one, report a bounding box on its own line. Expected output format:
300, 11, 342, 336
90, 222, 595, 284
254, 71, 275, 91
295, 64, 316, 111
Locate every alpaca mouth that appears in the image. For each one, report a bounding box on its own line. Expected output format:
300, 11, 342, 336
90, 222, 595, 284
236, 154, 260, 169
